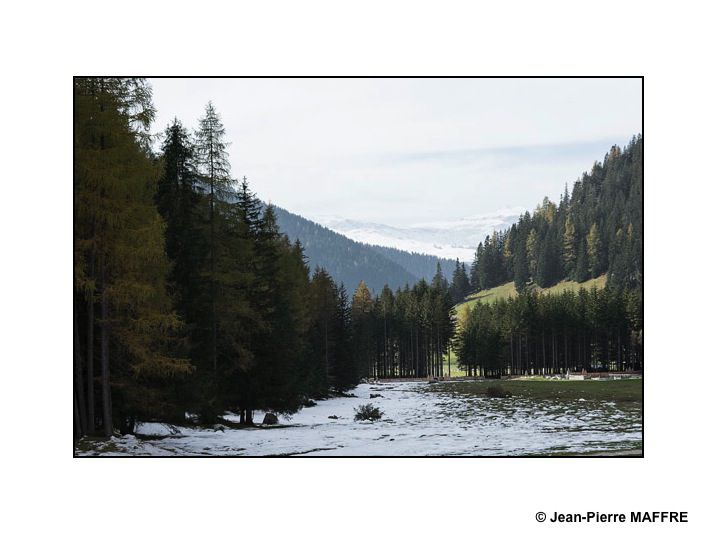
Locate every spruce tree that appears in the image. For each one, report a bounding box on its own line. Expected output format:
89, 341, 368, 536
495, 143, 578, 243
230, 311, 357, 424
586, 222, 604, 278
351, 281, 375, 378
562, 216, 577, 276
156, 119, 206, 333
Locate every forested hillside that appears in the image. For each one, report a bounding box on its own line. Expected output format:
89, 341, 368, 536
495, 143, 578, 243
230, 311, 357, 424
366, 244, 456, 284
451, 137, 643, 377
273, 206, 420, 293
458, 136, 643, 297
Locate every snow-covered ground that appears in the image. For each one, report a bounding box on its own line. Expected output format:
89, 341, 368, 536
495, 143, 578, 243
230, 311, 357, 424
76, 381, 641, 457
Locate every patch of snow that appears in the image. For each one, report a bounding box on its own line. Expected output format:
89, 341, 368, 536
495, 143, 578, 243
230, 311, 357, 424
314, 208, 523, 262
75, 382, 641, 457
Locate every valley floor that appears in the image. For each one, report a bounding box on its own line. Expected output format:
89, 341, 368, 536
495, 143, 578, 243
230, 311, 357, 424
75, 379, 641, 457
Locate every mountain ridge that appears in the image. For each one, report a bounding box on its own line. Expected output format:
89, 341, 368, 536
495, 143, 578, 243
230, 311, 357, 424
272, 205, 457, 294
313, 208, 523, 262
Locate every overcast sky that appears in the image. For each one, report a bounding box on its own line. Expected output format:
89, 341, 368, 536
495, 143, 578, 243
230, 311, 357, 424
149, 78, 641, 227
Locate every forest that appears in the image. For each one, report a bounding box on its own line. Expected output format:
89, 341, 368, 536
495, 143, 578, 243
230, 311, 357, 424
74, 78, 367, 438
453, 287, 642, 377
450, 136, 643, 377
73, 77, 642, 440
468, 135, 643, 294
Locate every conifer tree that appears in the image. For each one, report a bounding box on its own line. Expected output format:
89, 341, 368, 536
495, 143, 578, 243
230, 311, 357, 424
450, 259, 471, 304
526, 229, 539, 279
307, 267, 339, 394
74, 77, 191, 436
575, 238, 589, 282
156, 120, 205, 332
431, 261, 449, 293
562, 216, 577, 276
333, 283, 357, 390
514, 235, 530, 292
586, 222, 603, 278
195, 102, 233, 372
351, 281, 375, 377
470, 243, 483, 291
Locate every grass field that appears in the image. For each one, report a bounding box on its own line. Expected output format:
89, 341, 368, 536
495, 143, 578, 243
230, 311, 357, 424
425, 378, 642, 403
454, 274, 607, 325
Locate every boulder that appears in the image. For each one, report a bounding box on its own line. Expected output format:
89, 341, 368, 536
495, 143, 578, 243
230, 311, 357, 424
369, 393, 383, 398
328, 415, 339, 420
262, 413, 279, 425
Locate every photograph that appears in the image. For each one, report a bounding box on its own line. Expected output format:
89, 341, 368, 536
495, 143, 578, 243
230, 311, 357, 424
73, 76, 643, 457
7, 1, 720, 537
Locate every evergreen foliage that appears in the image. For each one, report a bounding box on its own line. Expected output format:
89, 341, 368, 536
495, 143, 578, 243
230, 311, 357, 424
349, 274, 456, 379
454, 288, 643, 377
468, 136, 643, 297
74, 78, 192, 436
74, 82, 364, 436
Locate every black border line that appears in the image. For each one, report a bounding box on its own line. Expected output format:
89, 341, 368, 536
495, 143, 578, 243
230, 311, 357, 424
73, 75, 644, 459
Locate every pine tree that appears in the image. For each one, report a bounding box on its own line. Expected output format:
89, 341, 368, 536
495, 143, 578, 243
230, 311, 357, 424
307, 267, 339, 394
333, 283, 357, 390
470, 243, 483, 291
513, 237, 530, 292
575, 237, 590, 282
431, 261, 448, 292
586, 222, 604, 278
195, 102, 234, 372
450, 259, 471, 304
351, 281, 375, 378
156, 119, 206, 332
562, 216, 577, 276
239, 207, 312, 420
526, 229, 539, 280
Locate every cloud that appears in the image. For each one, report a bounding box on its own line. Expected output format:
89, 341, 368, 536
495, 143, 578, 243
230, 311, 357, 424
148, 77, 641, 227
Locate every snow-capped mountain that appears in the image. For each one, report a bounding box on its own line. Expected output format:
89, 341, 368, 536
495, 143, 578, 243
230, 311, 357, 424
313, 207, 524, 262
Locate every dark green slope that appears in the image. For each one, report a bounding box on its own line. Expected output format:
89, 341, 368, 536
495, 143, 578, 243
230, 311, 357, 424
273, 206, 422, 294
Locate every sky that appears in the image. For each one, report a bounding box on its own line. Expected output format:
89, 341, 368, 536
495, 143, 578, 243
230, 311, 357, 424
149, 77, 642, 227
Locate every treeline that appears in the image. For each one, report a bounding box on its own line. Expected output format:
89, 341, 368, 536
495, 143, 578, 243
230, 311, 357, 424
351, 264, 455, 379
73, 78, 367, 438
466, 137, 642, 294
454, 287, 643, 377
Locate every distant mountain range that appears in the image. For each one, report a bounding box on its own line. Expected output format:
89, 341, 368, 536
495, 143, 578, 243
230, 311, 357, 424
313, 208, 523, 263
273, 206, 458, 294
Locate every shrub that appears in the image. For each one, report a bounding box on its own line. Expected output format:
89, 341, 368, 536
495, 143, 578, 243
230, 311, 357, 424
354, 403, 383, 421
486, 384, 511, 398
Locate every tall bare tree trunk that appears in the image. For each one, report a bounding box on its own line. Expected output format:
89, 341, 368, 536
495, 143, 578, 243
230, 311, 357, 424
100, 259, 113, 437
86, 291, 95, 433
73, 306, 87, 436
510, 332, 513, 377
74, 389, 83, 439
